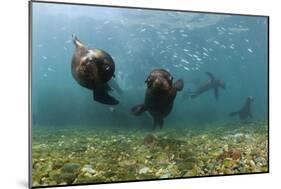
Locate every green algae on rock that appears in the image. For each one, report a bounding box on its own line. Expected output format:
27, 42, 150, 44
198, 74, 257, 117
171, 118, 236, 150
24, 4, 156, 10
32, 121, 268, 186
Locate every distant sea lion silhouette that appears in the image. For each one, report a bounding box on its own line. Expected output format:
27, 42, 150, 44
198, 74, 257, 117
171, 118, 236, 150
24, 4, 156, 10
191, 72, 225, 100
71, 35, 119, 105
131, 69, 184, 129
229, 96, 253, 120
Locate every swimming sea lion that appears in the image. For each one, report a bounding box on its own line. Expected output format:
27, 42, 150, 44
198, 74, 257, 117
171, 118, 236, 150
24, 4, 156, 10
229, 96, 253, 120
191, 72, 225, 100
131, 69, 184, 129
71, 35, 119, 105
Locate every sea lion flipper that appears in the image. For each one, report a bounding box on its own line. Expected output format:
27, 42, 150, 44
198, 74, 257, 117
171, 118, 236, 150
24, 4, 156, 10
93, 88, 119, 105
131, 104, 147, 116
153, 117, 164, 129
214, 87, 219, 100
72, 34, 85, 49
104, 83, 113, 91
173, 79, 184, 91
205, 72, 215, 81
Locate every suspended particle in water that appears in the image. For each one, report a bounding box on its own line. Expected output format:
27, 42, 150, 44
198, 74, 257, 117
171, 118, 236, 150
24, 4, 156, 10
65, 39, 71, 44
160, 50, 166, 54
214, 40, 220, 45
203, 52, 209, 57
247, 48, 253, 53
140, 28, 146, 32
47, 67, 56, 72
109, 107, 115, 113
183, 66, 190, 71
181, 59, 189, 64
103, 20, 110, 25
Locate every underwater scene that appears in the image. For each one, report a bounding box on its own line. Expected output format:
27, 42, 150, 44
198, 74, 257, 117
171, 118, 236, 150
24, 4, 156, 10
30, 2, 269, 188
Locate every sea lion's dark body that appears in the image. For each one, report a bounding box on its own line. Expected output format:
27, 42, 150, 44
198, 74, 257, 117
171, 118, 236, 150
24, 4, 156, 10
145, 88, 175, 119
71, 36, 118, 105
229, 96, 253, 120
131, 69, 183, 129
191, 72, 225, 100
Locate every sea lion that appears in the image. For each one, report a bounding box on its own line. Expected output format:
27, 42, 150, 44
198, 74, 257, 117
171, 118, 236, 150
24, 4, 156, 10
131, 69, 184, 129
229, 96, 253, 120
190, 72, 225, 100
71, 35, 119, 105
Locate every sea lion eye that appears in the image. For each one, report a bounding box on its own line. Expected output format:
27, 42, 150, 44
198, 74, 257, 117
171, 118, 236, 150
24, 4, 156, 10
105, 65, 110, 71
87, 57, 94, 63
169, 76, 173, 81
145, 77, 151, 83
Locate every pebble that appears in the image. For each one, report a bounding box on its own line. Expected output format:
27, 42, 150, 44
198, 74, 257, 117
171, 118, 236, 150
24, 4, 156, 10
156, 168, 164, 176
146, 155, 152, 159
159, 173, 171, 179
255, 157, 267, 165
59, 172, 76, 184
61, 163, 81, 173
139, 167, 150, 174
249, 160, 256, 167
223, 145, 229, 152
81, 165, 96, 175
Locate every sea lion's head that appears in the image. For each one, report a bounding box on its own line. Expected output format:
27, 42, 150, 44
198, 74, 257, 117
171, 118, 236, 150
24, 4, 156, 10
72, 35, 119, 105
145, 69, 173, 92
80, 51, 96, 66
81, 49, 115, 82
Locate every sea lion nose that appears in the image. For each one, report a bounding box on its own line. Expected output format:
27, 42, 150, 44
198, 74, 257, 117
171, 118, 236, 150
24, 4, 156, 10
155, 78, 161, 84
154, 78, 163, 87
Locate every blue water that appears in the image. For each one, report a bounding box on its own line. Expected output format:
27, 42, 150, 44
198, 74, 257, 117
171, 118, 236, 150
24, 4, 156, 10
31, 2, 268, 128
